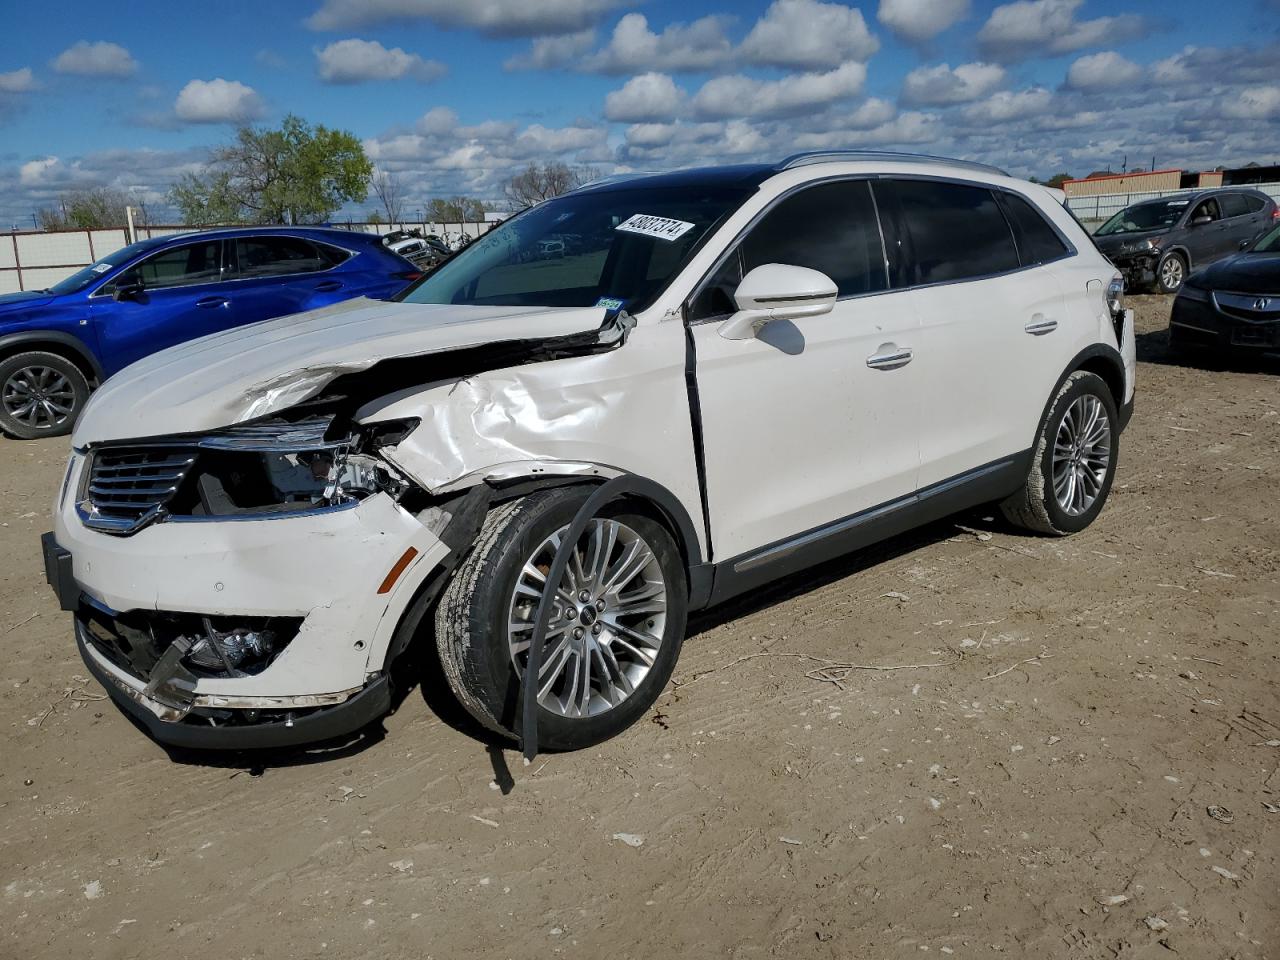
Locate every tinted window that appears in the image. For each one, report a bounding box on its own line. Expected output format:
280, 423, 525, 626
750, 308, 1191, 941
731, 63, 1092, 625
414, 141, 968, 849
999, 192, 1070, 266
688, 180, 887, 320
1245, 195, 1267, 214
116, 242, 222, 291
1220, 194, 1251, 218
234, 237, 331, 278
875, 180, 1019, 286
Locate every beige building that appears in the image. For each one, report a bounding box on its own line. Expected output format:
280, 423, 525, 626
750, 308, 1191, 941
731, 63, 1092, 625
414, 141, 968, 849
1062, 168, 1231, 198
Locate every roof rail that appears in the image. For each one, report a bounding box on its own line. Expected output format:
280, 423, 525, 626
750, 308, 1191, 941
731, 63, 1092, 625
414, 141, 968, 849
777, 150, 1010, 178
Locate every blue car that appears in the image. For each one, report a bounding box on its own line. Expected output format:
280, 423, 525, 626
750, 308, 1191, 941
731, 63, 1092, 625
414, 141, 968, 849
0, 227, 423, 439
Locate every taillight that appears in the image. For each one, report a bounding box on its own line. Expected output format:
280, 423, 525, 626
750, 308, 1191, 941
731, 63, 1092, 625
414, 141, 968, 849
394, 271, 423, 281
1271, 207, 1280, 221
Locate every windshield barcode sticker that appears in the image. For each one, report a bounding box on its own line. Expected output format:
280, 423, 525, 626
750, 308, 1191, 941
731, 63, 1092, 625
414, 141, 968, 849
615, 214, 695, 242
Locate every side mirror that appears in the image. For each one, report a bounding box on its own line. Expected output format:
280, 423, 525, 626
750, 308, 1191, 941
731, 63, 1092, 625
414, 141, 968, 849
1239, 238, 1251, 250
1191, 215, 1212, 227
718, 263, 838, 341
112, 281, 143, 302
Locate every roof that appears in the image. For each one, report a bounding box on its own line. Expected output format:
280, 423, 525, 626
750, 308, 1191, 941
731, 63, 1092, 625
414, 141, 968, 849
145, 225, 378, 245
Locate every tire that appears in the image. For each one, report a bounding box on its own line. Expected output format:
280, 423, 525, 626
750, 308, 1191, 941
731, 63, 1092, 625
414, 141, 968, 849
1000, 370, 1119, 536
435, 486, 688, 750
0, 351, 91, 440
1155, 252, 1186, 294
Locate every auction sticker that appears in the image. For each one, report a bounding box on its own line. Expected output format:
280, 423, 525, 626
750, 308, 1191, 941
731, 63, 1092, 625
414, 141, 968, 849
615, 214, 695, 242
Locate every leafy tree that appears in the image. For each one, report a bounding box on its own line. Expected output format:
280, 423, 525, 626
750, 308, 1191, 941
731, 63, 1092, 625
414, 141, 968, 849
37, 188, 148, 230
1044, 172, 1073, 188
426, 196, 489, 222
169, 114, 372, 225
503, 162, 592, 210
367, 210, 384, 225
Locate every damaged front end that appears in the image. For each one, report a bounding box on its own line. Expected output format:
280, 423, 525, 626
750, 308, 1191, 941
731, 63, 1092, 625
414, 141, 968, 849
76, 413, 420, 536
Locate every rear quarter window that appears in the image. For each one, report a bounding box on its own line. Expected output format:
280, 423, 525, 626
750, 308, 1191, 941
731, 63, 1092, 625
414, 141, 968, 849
999, 192, 1071, 266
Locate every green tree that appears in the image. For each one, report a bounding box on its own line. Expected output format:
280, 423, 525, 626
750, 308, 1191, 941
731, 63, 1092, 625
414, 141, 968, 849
37, 187, 148, 230
425, 196, 489, 222
169, 114, 372, 225
1044, 172, 1073, 188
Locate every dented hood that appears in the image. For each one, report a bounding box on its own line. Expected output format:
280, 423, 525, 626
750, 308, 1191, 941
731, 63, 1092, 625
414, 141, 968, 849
73, 298, 609, 445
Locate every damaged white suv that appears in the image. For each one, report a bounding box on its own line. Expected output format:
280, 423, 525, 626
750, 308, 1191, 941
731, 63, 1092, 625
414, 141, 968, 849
44, 152, 1135, 755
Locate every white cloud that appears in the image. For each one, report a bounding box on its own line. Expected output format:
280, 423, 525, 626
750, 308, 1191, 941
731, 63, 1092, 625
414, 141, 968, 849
316, 39, 446, 83
692, 62, 867, 119
20, 157, 60, 186
0, 68, 37, 93
902, 62, 1005, 105
794, 110, 941, 149
740, 0, 879, 69
961, 87, 1053, 123
174, 79, 266, 124
504, 30, 596, 70
1223, 85, 1280, 120
52, 41, 138, 78
877, 0, 969, 43
977, 0, 1146, 62
305, 0, 624, 37
581, 13, 733, 73
1065, 51, 1142, 91
604, 72, 687, 122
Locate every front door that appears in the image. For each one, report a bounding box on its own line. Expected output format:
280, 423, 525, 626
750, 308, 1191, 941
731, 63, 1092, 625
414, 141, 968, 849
89, 239, 232, 374
1183, 197, 1227, 266
688, 179, 921, 563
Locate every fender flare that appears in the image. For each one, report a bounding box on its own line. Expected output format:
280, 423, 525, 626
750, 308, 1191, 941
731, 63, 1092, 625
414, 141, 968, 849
0, 330, 104, 381
1031, 344, 1126, 451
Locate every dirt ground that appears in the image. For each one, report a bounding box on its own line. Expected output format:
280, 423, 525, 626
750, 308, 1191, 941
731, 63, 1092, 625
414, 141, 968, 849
1, 295, 1277, 960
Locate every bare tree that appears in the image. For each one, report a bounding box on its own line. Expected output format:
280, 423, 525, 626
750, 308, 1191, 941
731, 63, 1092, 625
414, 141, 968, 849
503, 162, 594, 210
371, 168, 405, 224
37, 187, 149, 231
425, 196, 489, 222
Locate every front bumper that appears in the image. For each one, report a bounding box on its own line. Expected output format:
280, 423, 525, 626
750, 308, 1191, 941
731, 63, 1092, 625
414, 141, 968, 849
1109, 254, 1157, 291
75, 616, 392, 749
1171, 290, 1280, 352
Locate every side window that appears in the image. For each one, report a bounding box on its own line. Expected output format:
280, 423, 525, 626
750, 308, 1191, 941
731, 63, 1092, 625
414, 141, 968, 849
999, 192, 1071, 266
114, 241, 222, 291
233, 237, 330, 279
874, 179, 1020, 286
1220, 194, 1251, 219
689, 180, 886, 321
1191, 199, 1222, 222
1244, 195, 1267, 214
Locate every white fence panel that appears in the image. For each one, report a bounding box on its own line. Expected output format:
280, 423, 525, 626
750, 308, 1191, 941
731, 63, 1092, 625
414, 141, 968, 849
18, 231, 92, 268
0, 272, 20, 295
0, 237, 15, 269
89, 229, 130, 260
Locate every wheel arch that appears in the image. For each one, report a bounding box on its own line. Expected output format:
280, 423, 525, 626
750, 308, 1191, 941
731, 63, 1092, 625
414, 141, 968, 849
1033, 345, 1125, 447
0, 331, 103, 384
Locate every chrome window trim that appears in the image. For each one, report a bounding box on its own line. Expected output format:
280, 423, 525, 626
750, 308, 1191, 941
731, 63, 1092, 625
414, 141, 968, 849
683, 171, 1078, 327
87, 236, 357, 299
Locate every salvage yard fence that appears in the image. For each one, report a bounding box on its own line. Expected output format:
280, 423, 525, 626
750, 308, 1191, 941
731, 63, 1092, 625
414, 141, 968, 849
0, 220, 496, 296
1067, 180, 1280, 227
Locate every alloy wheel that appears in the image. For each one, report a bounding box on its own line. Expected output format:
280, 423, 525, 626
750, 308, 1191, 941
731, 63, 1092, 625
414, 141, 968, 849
1, 365, 76, 430
507, 518, 667, 719
1160, 256, 1183, 290
1052, 394, 1112, 516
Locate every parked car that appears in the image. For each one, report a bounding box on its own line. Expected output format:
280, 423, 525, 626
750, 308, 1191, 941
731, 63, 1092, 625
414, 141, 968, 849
0, 227, 423, 439
1169, 220, 1280, 355
44, 152, 1135, 753
1093, 188, 1277, 294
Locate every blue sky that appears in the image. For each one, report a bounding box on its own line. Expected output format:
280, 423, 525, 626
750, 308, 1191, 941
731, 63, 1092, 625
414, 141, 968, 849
1, 0, 1277, 226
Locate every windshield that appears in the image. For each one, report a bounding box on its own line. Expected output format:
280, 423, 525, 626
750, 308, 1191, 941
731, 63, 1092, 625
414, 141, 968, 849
47, 239, 163, 296
1251, 223, 1280, 252
400, 184, 752, 312
1095, 199, 1189, 236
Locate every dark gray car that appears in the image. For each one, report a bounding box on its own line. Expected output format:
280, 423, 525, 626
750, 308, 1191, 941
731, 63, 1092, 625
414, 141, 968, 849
1092, 188, 1277, 293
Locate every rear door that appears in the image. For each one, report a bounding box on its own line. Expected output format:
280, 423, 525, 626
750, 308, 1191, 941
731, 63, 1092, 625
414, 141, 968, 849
871, 178, 1070, 486
89, 239, 231, 372
226, 235, 350, 323
1221, 193, 1267, 251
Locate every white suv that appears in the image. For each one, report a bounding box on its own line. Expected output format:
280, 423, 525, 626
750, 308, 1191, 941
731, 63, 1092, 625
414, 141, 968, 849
44, 152, 1135, 755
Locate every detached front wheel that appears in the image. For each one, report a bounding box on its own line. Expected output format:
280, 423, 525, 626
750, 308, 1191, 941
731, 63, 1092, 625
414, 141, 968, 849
435, 487, 687, 750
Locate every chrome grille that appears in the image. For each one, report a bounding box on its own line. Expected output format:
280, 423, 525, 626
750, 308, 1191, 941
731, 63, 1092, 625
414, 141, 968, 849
80, 446, 198, 534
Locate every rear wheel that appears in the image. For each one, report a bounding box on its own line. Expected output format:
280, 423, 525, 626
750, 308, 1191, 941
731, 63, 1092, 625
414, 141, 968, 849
1001, 370, 1119, 536
435, 487, 687, 750
0, 351, 90, 440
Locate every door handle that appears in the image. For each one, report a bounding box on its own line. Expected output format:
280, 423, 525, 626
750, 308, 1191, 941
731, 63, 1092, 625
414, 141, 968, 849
314, 280, 343, 292
196, 296, 229, 309
1024, 316, 1057, 335
866, 344, 913, 370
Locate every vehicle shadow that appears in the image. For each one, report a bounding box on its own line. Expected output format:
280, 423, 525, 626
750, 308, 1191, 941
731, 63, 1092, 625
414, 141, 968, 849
1136, 328, 1280, 373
